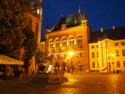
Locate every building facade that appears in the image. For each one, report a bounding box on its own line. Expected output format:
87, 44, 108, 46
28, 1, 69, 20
89, 26, 125, 73
45, 10, 92, 72
90, 38, 125, 73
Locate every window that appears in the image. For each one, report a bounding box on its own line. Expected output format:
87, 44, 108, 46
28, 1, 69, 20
122, 50, 125, 56
55, 39, 60, 52
92, 62, 95, 68
69, 37, 74, 50
62, 38, 67, 51
123, 61, 125, 68
49, 40, 55, 52
117, 61, 120, 68
115, 43, 118, 46
77, 36, 82, 49
121, 42, 125, 46
92, 52, 95, 58
92, 46, 94, 49
78, 52, 82, 57
116, 50, 119, 56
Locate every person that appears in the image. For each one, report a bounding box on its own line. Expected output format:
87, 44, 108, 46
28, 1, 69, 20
70, 65, 74, 74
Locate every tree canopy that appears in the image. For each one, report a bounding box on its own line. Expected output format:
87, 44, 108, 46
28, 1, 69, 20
0, 0, 37, 61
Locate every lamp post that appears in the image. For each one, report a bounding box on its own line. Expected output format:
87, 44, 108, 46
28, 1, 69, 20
68, 51, 74, 74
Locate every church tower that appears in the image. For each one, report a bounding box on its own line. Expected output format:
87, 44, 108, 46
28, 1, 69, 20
26, 0, 43, 75
36, 0, 43, 18
36, 0, 43, 46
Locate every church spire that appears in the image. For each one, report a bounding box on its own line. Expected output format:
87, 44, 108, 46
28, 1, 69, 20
83, 8, 86, 20
36, 0, 42, 7
78, 5, 81, 13
81, 8, 88, 26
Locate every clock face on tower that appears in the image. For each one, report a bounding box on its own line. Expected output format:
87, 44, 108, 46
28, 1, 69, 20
37, 9, 40, 14
37, 8, 42, 15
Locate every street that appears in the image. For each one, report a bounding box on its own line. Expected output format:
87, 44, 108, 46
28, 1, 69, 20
0, 72, 125, 94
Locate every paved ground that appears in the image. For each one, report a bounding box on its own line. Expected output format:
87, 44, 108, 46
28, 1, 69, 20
0, 72, 125, 94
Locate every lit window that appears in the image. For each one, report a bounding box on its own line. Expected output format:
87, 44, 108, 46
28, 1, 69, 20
117, 61, 120, 68
69, 37, 74, 50
55, 39, 60, 52
78, 52, 82, 57
62, 38, 67, 51
49, 40, 54, 52
77, 36, 82, 49
116, 50, 119, 56
122, 50, 125, 56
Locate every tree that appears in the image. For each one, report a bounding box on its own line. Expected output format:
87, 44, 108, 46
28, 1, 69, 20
23, 27, 37, 67
0, 0, 35, 57
0, 0, 38, 73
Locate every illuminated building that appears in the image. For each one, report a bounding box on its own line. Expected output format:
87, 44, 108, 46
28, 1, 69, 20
89, 26, 125, 73
45, 9, 91, 72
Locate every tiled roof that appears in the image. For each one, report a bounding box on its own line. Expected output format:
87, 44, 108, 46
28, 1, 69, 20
51, 12, 83, 31
90, 26, 125, 43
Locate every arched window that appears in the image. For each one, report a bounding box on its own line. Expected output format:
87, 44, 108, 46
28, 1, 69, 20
55, 39, 60, 52
62, 38, 67, 51
49, 40, 54, 52
77, 52, 82, 57
69, 37, 74, 50
77, 35, 82, 49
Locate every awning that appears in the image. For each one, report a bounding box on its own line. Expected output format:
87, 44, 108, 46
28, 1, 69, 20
0, 54, 23, 65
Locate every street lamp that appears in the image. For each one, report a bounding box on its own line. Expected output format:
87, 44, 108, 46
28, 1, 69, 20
68, 51, 74, 74
68, 51, 74, 64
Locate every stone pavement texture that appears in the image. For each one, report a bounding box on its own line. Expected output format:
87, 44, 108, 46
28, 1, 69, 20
0, 72, 125, 94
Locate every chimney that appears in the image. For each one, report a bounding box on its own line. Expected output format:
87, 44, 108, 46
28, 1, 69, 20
112, 26, 115, 30
100, 27, 103, 33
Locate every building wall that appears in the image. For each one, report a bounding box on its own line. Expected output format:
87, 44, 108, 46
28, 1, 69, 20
45, 22, 90, 72
89, 39, 125, 73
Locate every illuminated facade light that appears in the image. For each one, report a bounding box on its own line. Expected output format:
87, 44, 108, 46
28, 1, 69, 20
68, 51, 74, 57
74, 40, 76, 44
60, 43, 62, 46
67, 41, 69, 45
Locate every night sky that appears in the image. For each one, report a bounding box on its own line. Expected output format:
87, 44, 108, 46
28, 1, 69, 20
41, 0, 125, 38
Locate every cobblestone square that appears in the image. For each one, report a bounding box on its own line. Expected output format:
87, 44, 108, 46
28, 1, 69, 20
0, 72, 125, 94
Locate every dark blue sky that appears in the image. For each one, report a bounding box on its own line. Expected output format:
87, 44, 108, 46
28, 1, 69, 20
42, 0, 125, 37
